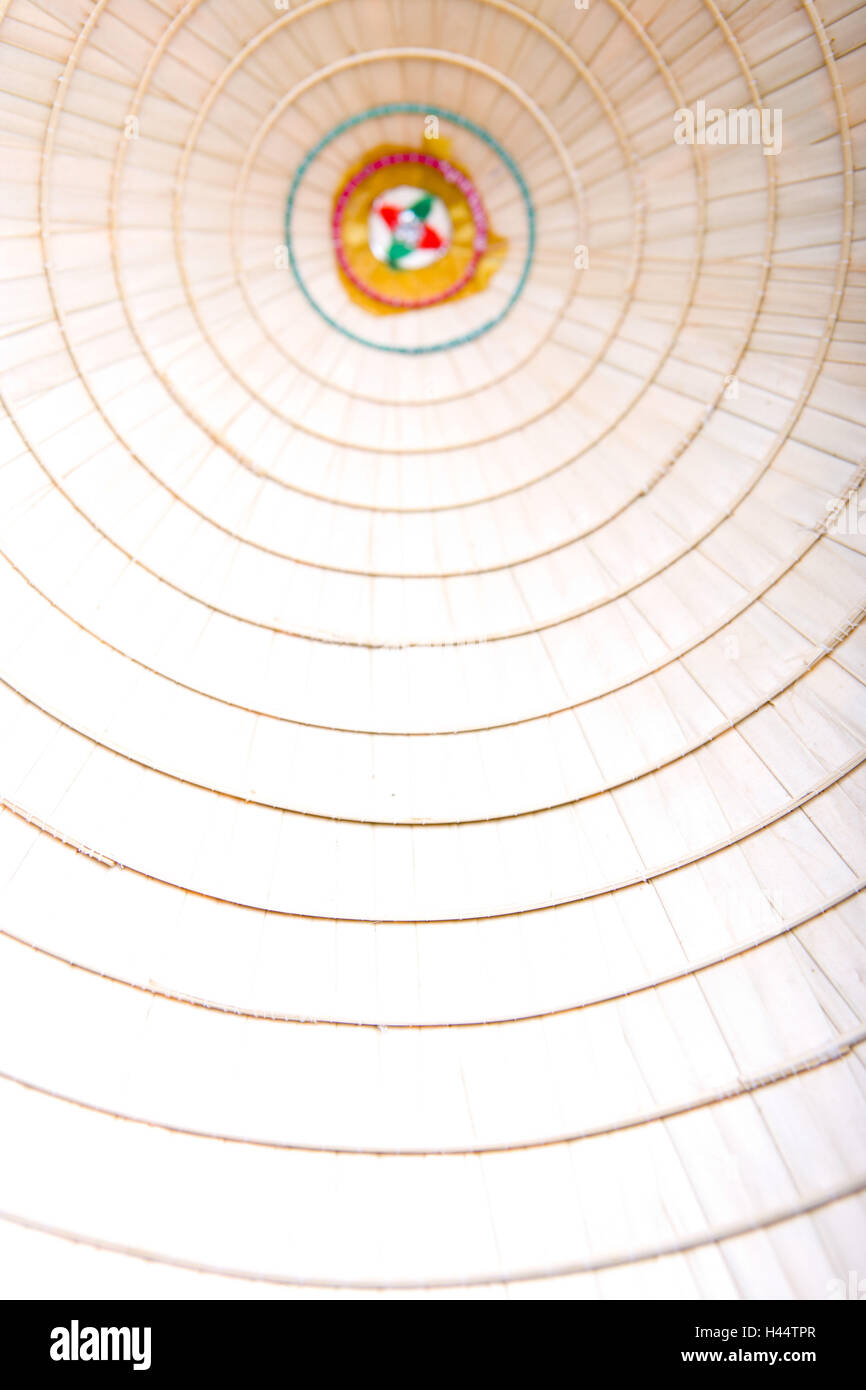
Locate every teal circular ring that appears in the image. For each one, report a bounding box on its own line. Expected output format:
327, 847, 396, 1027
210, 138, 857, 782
284, 103, 535, 355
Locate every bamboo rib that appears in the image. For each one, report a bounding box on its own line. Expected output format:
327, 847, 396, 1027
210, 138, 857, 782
2, 753, 864, 924
2, 1175, 866, 1291
0, 594, 863, 824
0, 863, 861, 1027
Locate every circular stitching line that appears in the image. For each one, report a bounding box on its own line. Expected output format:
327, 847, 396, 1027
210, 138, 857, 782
284, 102, 536, 355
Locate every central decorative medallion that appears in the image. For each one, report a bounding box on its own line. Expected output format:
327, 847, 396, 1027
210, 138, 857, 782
367, 186, 453, 270
331, 141, 507, 315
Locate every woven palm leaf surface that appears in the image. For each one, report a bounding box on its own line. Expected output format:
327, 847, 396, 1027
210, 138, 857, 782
0, 0, 864, 1298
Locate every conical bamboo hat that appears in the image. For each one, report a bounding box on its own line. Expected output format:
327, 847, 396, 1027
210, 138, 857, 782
0, 0, 864, 1298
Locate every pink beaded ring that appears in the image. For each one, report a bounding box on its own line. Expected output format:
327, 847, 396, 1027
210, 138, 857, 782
333, 152, 489, 309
